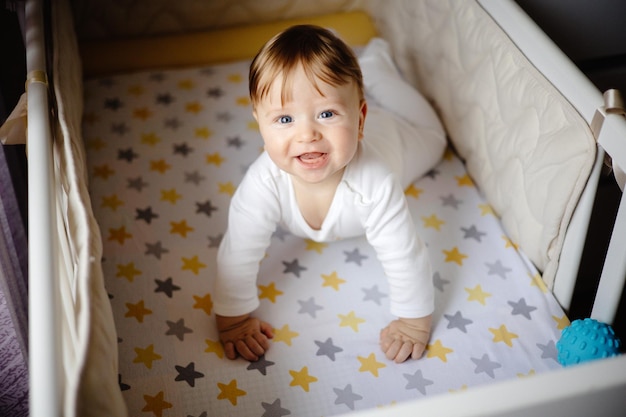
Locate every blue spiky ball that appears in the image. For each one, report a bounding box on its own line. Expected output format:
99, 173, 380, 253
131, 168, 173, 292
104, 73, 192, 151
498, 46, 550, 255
556, 318, 621, 367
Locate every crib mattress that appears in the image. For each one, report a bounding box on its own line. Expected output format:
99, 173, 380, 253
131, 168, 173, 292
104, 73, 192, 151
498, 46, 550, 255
83, 58, 566, 416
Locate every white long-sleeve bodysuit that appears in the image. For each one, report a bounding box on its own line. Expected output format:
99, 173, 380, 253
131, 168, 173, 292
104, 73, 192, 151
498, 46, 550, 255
214, 38, 447, 319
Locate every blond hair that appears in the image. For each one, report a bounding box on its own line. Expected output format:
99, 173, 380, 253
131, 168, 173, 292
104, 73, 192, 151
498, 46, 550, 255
249, 25, 364, 106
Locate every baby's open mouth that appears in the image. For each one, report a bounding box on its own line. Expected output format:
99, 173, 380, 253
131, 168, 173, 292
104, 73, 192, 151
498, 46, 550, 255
297, 152, 328, 168
299, 152, 325, 161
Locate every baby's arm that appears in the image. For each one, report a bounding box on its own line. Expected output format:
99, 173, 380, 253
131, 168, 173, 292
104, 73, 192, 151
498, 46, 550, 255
380, 315, 432, 363
216, 314, 274, 361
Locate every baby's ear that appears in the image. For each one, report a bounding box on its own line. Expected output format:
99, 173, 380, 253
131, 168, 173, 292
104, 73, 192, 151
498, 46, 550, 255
358, 100, 368, 139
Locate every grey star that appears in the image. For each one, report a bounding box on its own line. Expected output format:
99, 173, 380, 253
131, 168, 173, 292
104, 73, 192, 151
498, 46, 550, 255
227, 136, 244, 149
149, 73, 166, 82
111, 122, 129, 135
424, 168, 440, 179
199, 67, 215, 76
261, 398, 291, 417
155, 277, 180, 298
362, 285, 387, 305
282, 259, 307, 277
196, 200, 218, 217
333, 384, 362, 410
403, 370, 434, 395
156, 92, 174, 105
127, 176, 148, 192
246, 355, 275, 375
298, 297, 323, 318
185, 171, 205, 185
208, 234, 223, 248
444, 311, 473, 333
441, 193, 462, 209
344, 248, 368, 266
537, 340, 558, 362
164, 117, 182, 129
508, 298, 537, 320
471, 354, 502, 378
118, 148, 138, 162
461, 225, 486, 242
207, 87, 224, 98
217, 111, 232, 122
173, 143, 192, 156
145, 241, 169, 259
433, 272, 450, 292
136, 206, 158, 223
272, 226, 289, 241
485, 259, 512, 279
315, 338, 343, 361
104, 97, 123, 110
166, 318, 193, 341
175, 362, 204, 387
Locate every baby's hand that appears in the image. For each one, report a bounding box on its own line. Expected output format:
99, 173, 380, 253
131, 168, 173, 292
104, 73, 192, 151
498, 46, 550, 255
216, 314, 274, 361
380, 315, 432, 363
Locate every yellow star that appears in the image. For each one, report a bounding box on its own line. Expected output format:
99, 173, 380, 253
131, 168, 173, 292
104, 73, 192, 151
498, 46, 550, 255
530, 272, 548, 293
228, 73, 243, 83
206, 152, 226, 166
258, 282, 283, 303
205, 339, 224, 358
517, 369, 536, 378
449, 384, 468, 393
133, 107, 153, 120
128, 84, 144, 96
456, 174, 474, 187
236, 96, 251, 106
552, 315, 570, 330
116, 262, 141, 282
218, 182, 236, 196
422, 214, 445, 231
93, 164, 115, 179
133, 344, 162, 369
217, 379, 246, 406
193, 293, 213, 316
142, 391, 172, 417
248, 120, 259, 131
160, 188, 182, 204
141, 132, 161, 146
101, 194, 124, 211
170, 220, 194, 237
108, 226, 132, 245
289, 366, 318, 392
338, 311, 366, 332
405, 184, 423, 199
273, 324, 299, 346
182, 255, 207, 275
150, 159, 171, 174
85, 137, 105, 150
186, 101, 203, 114
442, 246, 468, 266
489, 324, 519, 347
321, 271, 346, 291
178, 79, 195, 90
357, 353, 386, 377
502, 235, 519, 250
125, 300, 152, 323
426, 339, 454, 362
305, 239, 328, 254
465, 284, 492, 305
479, 203, 495, 216
195, 126, 212, 139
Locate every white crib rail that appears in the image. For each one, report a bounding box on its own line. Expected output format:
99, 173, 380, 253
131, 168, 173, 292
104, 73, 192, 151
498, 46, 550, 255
25, 0, 63, 415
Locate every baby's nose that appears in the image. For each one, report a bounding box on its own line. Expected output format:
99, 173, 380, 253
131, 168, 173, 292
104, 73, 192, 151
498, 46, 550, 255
297, 121, 321, 142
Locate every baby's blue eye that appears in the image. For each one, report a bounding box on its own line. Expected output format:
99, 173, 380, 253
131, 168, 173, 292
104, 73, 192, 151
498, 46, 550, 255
278, 115, 293, 124
320, 110, 334, 119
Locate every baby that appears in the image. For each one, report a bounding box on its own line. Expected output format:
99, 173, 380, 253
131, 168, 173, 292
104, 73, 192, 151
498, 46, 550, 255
214, 25, 446, 363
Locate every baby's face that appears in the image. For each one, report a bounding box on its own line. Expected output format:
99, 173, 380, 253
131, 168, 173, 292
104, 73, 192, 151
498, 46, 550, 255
253, 64, 367, 188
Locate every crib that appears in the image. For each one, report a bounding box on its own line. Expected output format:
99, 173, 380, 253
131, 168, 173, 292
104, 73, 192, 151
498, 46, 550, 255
10, 0, 626, 416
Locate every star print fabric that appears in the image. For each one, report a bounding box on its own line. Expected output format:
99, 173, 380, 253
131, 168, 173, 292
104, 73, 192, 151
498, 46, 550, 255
83, 59, 565, 416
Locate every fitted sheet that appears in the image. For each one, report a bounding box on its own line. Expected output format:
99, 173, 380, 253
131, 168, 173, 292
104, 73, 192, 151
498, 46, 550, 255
83, 57, 566, 416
